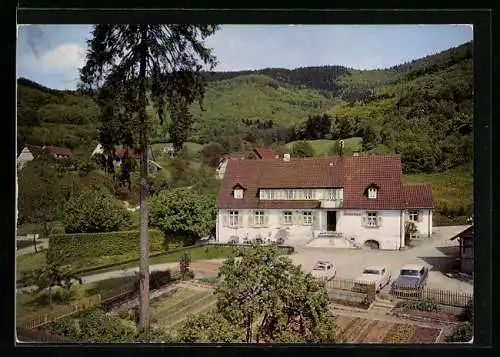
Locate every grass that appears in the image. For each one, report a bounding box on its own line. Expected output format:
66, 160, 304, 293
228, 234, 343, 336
16, 251, 46, 280
285, 137, 362, 156
16, 240, 41, 250
16, 276, 137, 323
16, 221, 64, 236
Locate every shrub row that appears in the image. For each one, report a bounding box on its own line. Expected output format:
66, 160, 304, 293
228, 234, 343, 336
47, 230, 165, 265
396, 300, 440, 312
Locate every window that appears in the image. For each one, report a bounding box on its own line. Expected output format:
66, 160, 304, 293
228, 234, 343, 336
234, 189, 243, 199
285, 189, 294, 200
408, 210, 419, 222
263, 190, 275, 200
303, 211, 312, 224
304, 189, 312, 199
367, 212, 378, 227
229, 211, 239, 227
327, 189, 336, 200
255, 211, 264, 226
368, 187, 377, 199
283, 211, 292, 224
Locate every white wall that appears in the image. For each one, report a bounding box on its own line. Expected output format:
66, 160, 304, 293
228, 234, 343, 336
216, 208, 316, 244
216, 208, 406, 250
412, 208, 432, 237
339, 209, 403, 250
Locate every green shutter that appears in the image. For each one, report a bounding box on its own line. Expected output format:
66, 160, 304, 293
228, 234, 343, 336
238, 215, 244, 228
377, 215, 383, 227
279, 214, 284, 225
222, 215, 228, 227
361, 213, 367, 227
264, 215, 269, 227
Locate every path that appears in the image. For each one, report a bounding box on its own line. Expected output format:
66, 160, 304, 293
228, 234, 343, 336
16, 239, 49, 256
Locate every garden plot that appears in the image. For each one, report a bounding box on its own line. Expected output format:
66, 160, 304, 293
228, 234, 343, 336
150, 286, 216, 331
333, 315, 442, 344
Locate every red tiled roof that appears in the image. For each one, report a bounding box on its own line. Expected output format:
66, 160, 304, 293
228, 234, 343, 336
254, 147, 277, 160
403, 184, 433, 208
217, 155, 416, 210
26, 144, 72, 157
115, 148, 138, 159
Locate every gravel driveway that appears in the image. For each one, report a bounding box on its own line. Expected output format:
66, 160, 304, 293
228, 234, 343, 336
290, 226, 473, 294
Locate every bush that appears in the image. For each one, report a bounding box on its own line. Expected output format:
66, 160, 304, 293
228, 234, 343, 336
63, 187, 131, 233
133, 269, 176, 291
396, 300, 439, 312
459, 299, 473, 322
445, 322, 473, 342
47, 229, 164, 265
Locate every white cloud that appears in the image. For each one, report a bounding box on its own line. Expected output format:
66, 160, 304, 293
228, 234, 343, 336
38, 43, 85, 70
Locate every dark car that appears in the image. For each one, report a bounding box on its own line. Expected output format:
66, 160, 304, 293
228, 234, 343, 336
390, 264, 429, 297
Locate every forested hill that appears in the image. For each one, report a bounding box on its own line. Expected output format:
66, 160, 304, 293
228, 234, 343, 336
17, 41, 472, 173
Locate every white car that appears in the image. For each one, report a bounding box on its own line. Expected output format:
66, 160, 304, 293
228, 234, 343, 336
354, 266, 392, 292
311, 260, 336, 281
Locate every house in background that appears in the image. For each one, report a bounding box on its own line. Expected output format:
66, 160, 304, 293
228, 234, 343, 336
17, 144, 72, 170
449, 225, 474, 274
216, 148, 278, 180
215, 154, 433, 250
91, 144, 162, 173
162, 143, 175, 157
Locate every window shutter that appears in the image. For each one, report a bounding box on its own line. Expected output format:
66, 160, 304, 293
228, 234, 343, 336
417, 210, 423, 222
361, 213, 367, 227
264, 215, 269, 227
222, 215, 228, 227
377, 215, 383, 227
279, 214, 284, 225
248, 214, 254, 226
293, 213, 300, 225
238, 215, 244, 228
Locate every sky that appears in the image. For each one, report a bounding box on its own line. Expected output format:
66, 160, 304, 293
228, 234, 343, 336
16, 24, 473, 90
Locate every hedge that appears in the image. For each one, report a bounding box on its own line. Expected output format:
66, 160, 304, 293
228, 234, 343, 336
47, 230, 165, 265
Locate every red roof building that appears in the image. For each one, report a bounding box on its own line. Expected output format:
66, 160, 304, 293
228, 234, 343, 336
215, 154, 433, 250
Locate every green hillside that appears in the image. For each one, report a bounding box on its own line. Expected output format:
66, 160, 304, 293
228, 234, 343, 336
285, 138, 362, 157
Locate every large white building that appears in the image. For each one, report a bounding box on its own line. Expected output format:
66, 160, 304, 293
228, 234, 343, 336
215, 154, 433, 250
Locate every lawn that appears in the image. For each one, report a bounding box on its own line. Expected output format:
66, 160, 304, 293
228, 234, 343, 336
16, 276, 137, 324
333, 315, 442, 343
285, 137, 362, 157
16, 252, 46, 280
16, 240, 43, 250
17, 221, 64, 236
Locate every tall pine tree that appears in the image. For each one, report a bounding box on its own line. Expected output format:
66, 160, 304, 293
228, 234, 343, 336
79, 25, 218, 331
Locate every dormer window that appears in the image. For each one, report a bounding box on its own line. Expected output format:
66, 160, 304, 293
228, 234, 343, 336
232, 183, 246, 199
234, 189, 243, 199
368, 187, 377, 199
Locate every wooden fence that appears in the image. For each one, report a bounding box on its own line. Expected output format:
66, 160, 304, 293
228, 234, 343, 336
323, 278, 377, 303
390, 286, 473, 307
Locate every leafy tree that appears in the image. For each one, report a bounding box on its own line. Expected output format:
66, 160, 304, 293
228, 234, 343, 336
361, 123, 378, 151
149, 187, 216, 241
304, 114, 332, 140
201, 142, 227, 168
63, 186, 131, 233
177, 311, 245, 343
80, 24, 218, 330
21, 259, 82, 309
17, 153, 73, 244
177, 246, 337, 343
291, 140, 314, 158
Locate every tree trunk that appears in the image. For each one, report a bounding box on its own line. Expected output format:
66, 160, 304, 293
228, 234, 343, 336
138, 24, 150, 332
33, 232, 38, 253
48, 285, 52, 310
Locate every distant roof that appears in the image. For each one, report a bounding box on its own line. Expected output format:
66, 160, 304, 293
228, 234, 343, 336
403, 184, 433, 208
217, 155, 409, 210
254, 147, 277, 160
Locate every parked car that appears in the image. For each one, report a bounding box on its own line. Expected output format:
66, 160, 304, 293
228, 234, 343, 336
311, 260, 336, 281
390, 264, 429, 295
354, 266, 392, 293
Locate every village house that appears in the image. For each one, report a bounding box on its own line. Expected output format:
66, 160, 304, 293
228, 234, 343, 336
216, 148, 279, 180
17, 144, 72, 170
215, 154, 433, 250
91, 143, 162, 173
449, 225, 474, 274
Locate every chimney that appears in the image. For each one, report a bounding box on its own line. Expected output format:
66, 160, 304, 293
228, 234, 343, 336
283, 153, 291, 162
